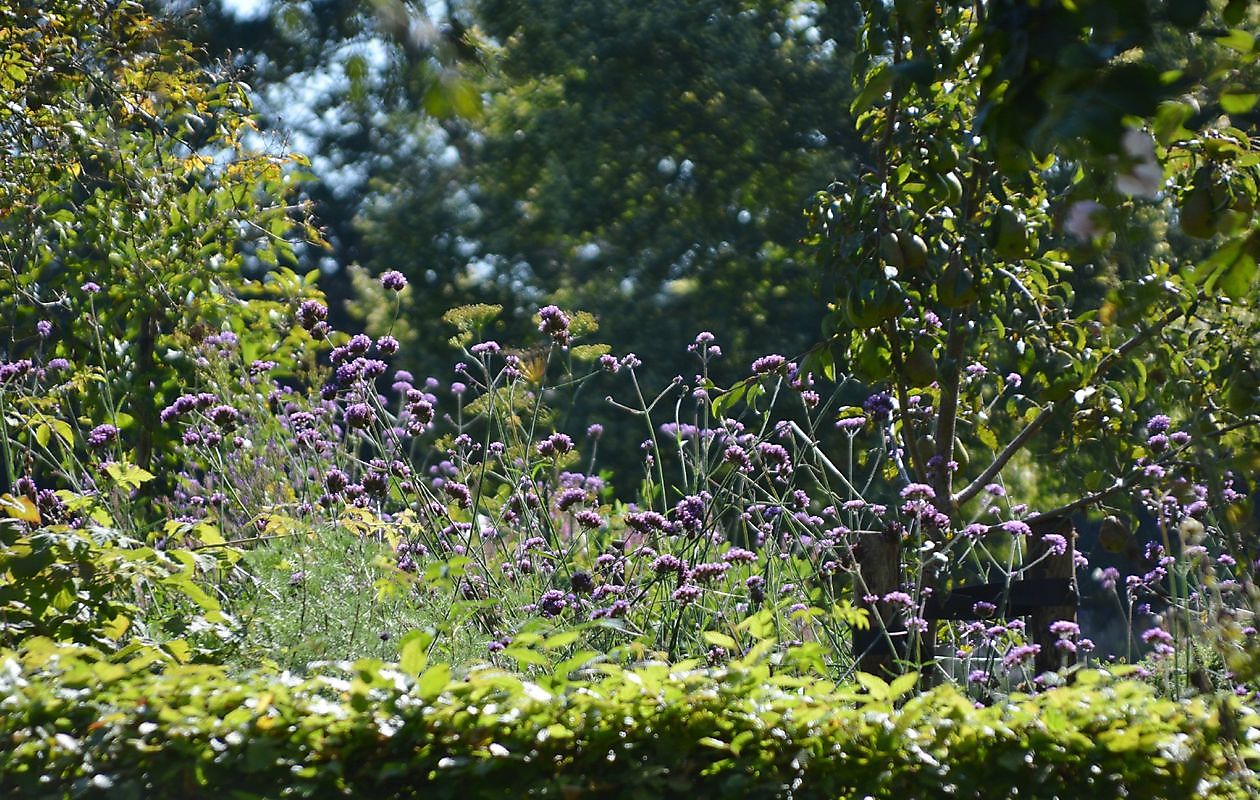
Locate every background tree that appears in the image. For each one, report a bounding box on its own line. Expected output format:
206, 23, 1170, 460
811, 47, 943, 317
184, 0, 871, 482
795, 0, 1258, 679
358, 0, 867, 476
175, 0, 482, 306
0, 0, 324, 497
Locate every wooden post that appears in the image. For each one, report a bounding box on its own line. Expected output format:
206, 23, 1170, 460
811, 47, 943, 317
1027, 515, 1078, 675
855, 525, 904, 676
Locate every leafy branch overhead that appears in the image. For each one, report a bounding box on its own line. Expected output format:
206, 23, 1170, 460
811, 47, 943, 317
808, 0, 1259, 511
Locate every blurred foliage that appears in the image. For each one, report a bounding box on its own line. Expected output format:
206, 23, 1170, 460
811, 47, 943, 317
180, 0, 869, 479
462, 0, 863, 370
175, 0, 488, 324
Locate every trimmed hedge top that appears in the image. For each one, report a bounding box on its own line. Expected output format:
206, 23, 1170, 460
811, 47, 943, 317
1, 642, 1257, 799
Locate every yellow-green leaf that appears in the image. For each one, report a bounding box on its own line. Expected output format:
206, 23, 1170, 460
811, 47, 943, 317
416, 663, 451, 700
399, 630, 433, 676
702, 631, 739, 651
0, 494, 40, 524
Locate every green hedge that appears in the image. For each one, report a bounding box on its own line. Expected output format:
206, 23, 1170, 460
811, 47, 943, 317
1, 643, 1257, 799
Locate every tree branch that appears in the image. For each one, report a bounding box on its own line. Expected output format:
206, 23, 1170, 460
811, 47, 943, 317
954, 404, 1054, 506
953, 300, 1195, 508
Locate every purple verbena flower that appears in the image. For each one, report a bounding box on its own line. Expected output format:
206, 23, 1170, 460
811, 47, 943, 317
555, 488, 587, 512
863, 392, 894, 418
1001, 643, 1040, 669
751, 353, 787, 376
575, 509, 605, 529
380, 270, 408, 291
672, 584, 702, 604
1042, 533, 1068, 556
443, 481, 472, 508
536, 432, 574, 457
347, 334, 372, 355
1049, 620, 1080, 638
1001, 520, 1032, 537
297, 300, 328, 330
209, 405, 240, 429
689, 562, 730, 583
900, 483, 936, 500
87, 424, 118, 448
538, 589, 567, 617
650, 554, 685, 574
537, 305, 571, 345
722, 547, 757, 564
344, 402, 374, 428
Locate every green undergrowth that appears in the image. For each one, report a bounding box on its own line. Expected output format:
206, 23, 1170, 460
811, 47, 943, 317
228, 524, 539, 673
230, 526, 434, 672
2, 642, 1257, 799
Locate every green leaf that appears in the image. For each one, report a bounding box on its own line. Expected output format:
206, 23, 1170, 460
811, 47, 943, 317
541, 630, 582, 650
851, 63, 894, 116
194, 524, 226, 547
102, 614, 131, 640
855, 672, 890, 700
416, 663, 451, 700
0, 493, 41, 524
164, 639, 191, 664
975, 424, 998, 451
1219, 249, 1257, 300
555, 650, 602, 677
51, 419, 74, 444
165, 575, 220, 613
541, 723, 573, 740
104, 462, 155, 491
710, 381, 747, 418
702, 631, 739, 651
399, 630, 433, 676
888, 672, 919, 700
1221, 93, 1258, 115
730, 730, 757, 756
1217, 29, 1255, 54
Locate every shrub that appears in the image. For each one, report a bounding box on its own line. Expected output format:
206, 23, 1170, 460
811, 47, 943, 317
0, 644, 1256, 798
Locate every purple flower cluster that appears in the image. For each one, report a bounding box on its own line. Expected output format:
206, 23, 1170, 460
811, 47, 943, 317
537, 305, 571, 346
536, 432, 574, 457
0, 359, 34, 382
379, 270, 408, 291
750, 353, 787, 376
538, 589, 568, 617
87, 424, 118, 449
863, 392, 894, 418
296, 299, 328, 331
